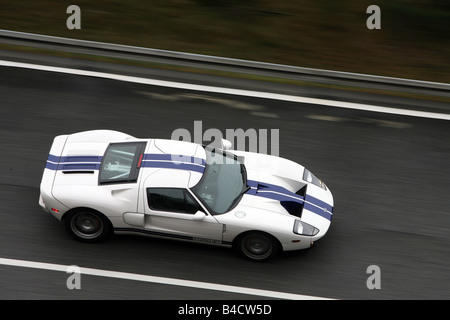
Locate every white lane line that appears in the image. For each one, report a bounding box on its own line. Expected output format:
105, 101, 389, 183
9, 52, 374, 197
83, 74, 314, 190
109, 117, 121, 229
0, 257, 332, 300
1, 59, 449, 121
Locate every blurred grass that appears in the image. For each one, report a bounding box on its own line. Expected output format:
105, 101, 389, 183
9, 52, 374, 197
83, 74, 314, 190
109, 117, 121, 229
0, 0, 449, 83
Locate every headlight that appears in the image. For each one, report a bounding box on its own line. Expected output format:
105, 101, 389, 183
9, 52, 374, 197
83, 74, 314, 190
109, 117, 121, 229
293, 220, 319, 236
303, 169, 327, 190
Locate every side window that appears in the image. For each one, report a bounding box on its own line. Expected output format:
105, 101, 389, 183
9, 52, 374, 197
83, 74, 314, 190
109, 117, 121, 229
99, 142, 146, 184
147, 188, 203, 214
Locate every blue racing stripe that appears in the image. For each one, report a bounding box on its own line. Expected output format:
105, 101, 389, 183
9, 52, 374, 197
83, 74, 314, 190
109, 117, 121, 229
304, 202, 333, 221
47, 155, 102, 163
141, 160, 205, 173
47, 154, 60, 163
305, 194, 333, 214
45, 162, 100, 170
59, 156, 102, 163
143, 153, 205, 166
45, 161, 58, 170
46, 154, 102, 171
141, 153, 206, 173
247, 180, 304, 202
246, 179, 333, 221
45, 152, 206, 174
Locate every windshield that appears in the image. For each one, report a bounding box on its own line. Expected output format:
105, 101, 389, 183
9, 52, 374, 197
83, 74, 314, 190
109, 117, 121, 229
191, 148, 247, 215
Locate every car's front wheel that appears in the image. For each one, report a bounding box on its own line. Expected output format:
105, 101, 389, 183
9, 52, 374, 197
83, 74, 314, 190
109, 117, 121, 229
236, 232, 279, 262
64, 210, 111, 242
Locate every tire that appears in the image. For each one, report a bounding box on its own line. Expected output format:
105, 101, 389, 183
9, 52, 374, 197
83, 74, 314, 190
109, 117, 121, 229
236, 232, 279, 262
64, 209, 111, 242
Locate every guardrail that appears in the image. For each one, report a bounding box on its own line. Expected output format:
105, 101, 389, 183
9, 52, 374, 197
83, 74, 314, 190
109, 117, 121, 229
1, 29, 449, 97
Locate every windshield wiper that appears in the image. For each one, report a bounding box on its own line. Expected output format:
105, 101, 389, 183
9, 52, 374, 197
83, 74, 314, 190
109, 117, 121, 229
227, 185, 251, 211
239, 185, 251, 197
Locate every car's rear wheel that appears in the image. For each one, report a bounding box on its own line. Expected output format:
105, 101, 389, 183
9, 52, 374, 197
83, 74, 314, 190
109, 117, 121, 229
236, 232, 279, 262
64, 210, 111, 242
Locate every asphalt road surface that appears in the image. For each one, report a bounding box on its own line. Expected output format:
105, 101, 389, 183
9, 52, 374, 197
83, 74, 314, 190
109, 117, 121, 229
0, 53, 449, 300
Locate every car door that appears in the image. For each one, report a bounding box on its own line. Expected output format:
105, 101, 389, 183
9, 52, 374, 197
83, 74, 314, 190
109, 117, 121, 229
143, 186, 224, 244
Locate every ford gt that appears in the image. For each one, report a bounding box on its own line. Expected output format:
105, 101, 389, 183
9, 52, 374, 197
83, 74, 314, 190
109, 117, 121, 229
39, 130, 334, 261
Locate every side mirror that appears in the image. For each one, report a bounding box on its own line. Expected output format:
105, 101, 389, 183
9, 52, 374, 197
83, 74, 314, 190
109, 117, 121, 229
221, 139, 232, 150
192, 211, 206, 221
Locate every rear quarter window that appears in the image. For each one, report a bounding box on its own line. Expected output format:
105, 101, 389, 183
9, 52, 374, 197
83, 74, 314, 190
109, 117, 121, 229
99, 142, 146, 184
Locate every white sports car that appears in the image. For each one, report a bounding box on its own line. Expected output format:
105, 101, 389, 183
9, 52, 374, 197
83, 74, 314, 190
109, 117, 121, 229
39, 130, 334, 261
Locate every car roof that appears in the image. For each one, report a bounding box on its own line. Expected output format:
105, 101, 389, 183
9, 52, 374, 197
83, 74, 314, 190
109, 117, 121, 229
145, 138, 206, 188
61, 130, 206, 188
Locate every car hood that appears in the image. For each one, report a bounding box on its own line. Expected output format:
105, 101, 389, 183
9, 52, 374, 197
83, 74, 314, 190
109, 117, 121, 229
233, 150, 305, 193
231, 150, 333, 236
